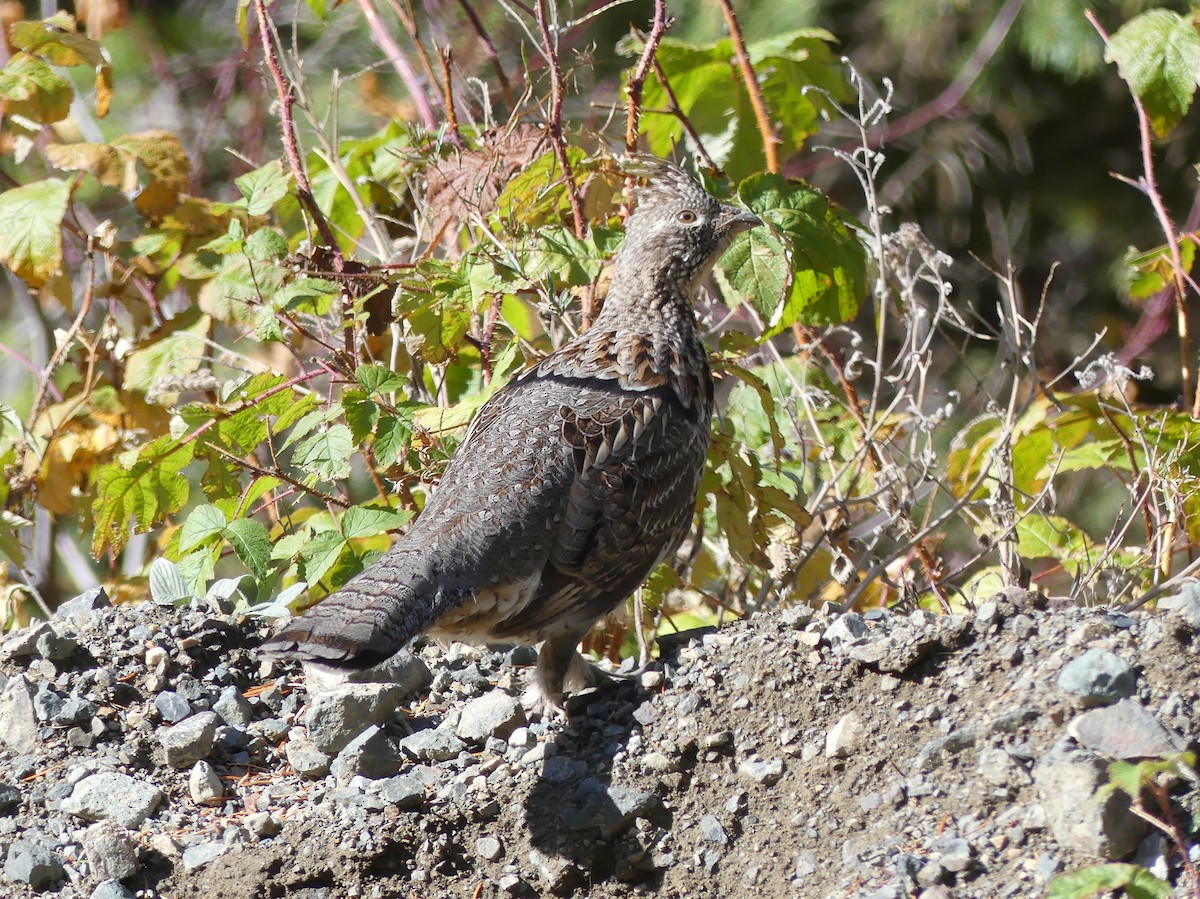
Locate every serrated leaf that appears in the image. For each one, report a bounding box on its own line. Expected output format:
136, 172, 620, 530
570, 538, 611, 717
222, 517, 271, 580
374, 415, 411, 466
719, 173, 866, 334
149, 557, 193, 605
343, 389, 380, 444
235, 160, 290, 216
179, 503, 227, 552
244, 227, 288, 260
8, 13, 112, 116
0, 53, 74, 123
355, 363, 406, 397
111, 131, 191, 218
123, 311, 211, 395
291, 425, 354, 480
176, 548, 217, 599
0, 178, 72, 287
298, 531, 348, 587
45, 141, 124, 188
340, 506, 412, 539
1107, 9, 1200, 138
91, 437, 194, 557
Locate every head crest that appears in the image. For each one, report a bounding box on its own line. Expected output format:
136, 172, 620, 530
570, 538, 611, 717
620, 154, 711, 209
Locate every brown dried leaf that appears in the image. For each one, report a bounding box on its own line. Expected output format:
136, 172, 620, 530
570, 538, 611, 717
424, 124, 547, 232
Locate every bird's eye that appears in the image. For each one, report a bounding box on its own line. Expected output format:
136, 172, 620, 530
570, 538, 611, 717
676, 210, 698, 224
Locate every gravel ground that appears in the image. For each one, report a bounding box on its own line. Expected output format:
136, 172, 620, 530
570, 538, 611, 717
1, 585, 1199, 898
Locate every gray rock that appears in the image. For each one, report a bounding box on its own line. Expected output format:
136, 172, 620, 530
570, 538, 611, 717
159, 711, 220, 768
977, 747, 1031, 787
35, 626, 76, 661
0, 781, 20, 814
564, 779, 661, 838
456, 691, 526, 744
936, 837, 972, 873
1135, 831, 1170, 881
61, 771, 163, 828
1057, 649, 1136, 707
374, 775, 425, 809
541, 755, 586, 784
1, 621, 54, 657
188, 760, 224, 804
90, 880, 136, 899
699, 814, 728, 845
33, 684, 64, 722
82, 820, 138, 881
1032, 738, 1146, 859
477, 836, 503, 861
55, 586, 110, 619
0, 675, 40, 753
54, 695, 97, 726
339, 648, 433, 696
823, 613, 868, 649
285, 738, 330, 779
302, 683, 404, 754
213, 685, 254, 728
3, 840, 63, 888
399, 726, 466, 762
154, 691, 192, 723
181, 841, 226, 871
1034, 853, 1062, 882
825, 712, 865, 758
738, 757, 784, 785
330, 725, 403, 782
1067, 698, 1188, 759
1158, 582, 1200, 628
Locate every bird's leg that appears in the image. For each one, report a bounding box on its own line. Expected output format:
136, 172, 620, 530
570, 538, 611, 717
524, 632, 599, 718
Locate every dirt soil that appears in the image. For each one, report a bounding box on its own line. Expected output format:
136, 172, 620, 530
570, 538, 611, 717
1, 587, 1198, 898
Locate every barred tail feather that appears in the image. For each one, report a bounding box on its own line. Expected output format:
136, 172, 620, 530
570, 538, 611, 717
260, 551, 466, 670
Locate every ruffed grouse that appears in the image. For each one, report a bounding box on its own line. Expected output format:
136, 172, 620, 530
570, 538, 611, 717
262, 156, 762, 711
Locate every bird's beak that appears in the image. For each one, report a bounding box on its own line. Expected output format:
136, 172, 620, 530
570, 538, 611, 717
722, 206, 764, 234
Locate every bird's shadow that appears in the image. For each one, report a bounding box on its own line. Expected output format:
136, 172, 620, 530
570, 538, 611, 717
520, 628, 713, 893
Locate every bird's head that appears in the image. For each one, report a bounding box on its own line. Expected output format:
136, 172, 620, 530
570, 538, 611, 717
616, 155, 763, 296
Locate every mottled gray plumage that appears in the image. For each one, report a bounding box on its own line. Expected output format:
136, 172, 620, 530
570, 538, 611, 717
261, 156, 762, 711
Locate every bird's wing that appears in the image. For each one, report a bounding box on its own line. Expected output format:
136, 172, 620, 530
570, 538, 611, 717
489, 372, 709, 640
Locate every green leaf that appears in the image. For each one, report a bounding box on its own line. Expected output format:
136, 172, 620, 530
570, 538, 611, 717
632, 31, 848, 180
244, 227, 288, 260
123, 311, 211, 395
8, 12, 112, 116
0, 511, 31, 568
1123, 237, 1197, 299
343, 389, 380, 444
720, 173, 866, 333
493, 147, 589, 226
1107, 9, 1200, 137
176, 548, 217, 599
340, 506, 412, 540
1048, 863, 1172, 899
0, 178, 72, 287
0, 53, 74, 123
222, 517, 272, 580
374, 414, 411, 466
291, 425, 354, 480
235, 160, 290, 216
355, 363, 406, 397
149, 557, 194, 604
298, 531, 348, 587
179, 504, 227, 552
92, 437, 195, 557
